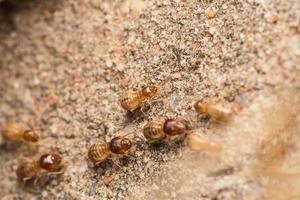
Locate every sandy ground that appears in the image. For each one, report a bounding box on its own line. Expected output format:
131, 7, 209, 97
0, 0, 300, 199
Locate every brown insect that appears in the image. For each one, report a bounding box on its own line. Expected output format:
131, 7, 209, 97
186, 130, 222, 153
1, 123, 39, 143
143, 118, 188, 142
16, 153, 63, 182
88, 136, 132, 165
119, 85, 158, 112
194, 100, 240, 122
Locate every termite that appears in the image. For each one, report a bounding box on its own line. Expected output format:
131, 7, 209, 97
119, 85, 158, 112
1, 123, 39, 143
88, 136, 132, 166
143, 118, 188, 143
194, 100, 240, 122
16, 153, 63, 182
186, 130, 222, 153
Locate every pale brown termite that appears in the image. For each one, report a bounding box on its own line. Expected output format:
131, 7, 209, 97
194, 100, 240, 122
2, 123, 39, 143
16, 153, 63, 182
88, 136, 132, 165
143, 118, 188, 142
186, 130, 222, 153
119, 85, 158, 112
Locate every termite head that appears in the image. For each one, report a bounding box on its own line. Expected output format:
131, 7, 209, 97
23, 130, 39, 142
142, 85, 158, 98
39, 153, 62, 171
163, 119, 188, 136
110, 136, 132, 154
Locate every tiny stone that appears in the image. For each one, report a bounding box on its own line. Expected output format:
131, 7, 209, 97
105, 59, 113, 67
209, 27, 217, 35
153, 56, 160, 64
69, 93, 77, 101
159, 42, 166, 49
206, 8, 217, 18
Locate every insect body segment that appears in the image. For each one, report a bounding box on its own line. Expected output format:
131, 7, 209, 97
2, 123, 39, 143
88, 136, 132, 165
143, 119, 188, 142
88, 141, 110, 165
120, 85, 158, 112
120, 90, 144, 112
143, 120, 166, 142
16, 159, 40, 181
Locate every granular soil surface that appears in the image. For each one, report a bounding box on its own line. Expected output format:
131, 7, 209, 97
0, 0, 299, 199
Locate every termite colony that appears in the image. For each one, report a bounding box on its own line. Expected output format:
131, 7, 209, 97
88, 84, 240, 167
1, 84, 240, 188
1, 123, 65, 185
87, 85, 159, 166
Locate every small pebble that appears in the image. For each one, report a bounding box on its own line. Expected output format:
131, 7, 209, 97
206, 8, 217, 18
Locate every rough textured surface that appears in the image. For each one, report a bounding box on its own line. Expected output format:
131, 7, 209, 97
0, 0, 299, 199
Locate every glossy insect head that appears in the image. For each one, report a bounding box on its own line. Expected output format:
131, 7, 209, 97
110, 136, 132, 154
141, 85, 158, 98
39, 153, 62, 171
